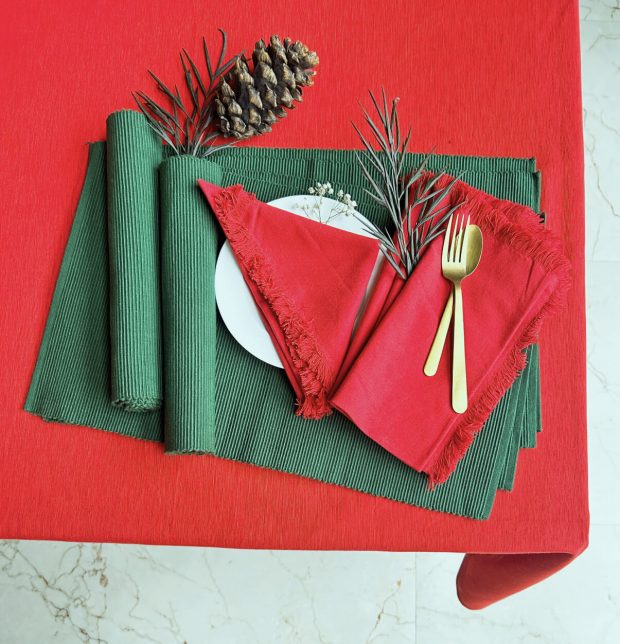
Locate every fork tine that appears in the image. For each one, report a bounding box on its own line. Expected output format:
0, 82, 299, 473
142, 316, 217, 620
459, 215, 471, 263
452, 214, 460, 263
450, 213, 461, 262
442, 215, 453, 263
451, 213, 464, 262
456, 214, 468, 263
458, 214, 466, 261
448, 214, 459, 263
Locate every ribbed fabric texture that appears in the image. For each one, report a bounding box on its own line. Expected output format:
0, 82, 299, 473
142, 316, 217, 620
498, 354, 530, 491
160, 156, 222, 453
107, 111, 163, 411
25, 144, 161, 441
25, 132, 542, 519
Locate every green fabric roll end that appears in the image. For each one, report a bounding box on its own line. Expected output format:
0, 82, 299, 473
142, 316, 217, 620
107, 110, 164, 412
159, 156, 222, 453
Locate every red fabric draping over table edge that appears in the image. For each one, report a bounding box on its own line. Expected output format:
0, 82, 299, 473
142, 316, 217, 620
0, 0, 588, 608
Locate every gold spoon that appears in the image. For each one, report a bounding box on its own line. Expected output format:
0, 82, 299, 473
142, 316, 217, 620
423, 225, 483, 377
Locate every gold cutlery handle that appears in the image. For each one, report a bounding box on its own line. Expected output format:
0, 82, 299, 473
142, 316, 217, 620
424, 292, 454, 376
452, 282, 467, 413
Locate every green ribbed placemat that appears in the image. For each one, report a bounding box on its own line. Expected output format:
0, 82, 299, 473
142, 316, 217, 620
522, 343, 542, 447
160, 156, 222, 453
498, 348, 532, 491
107, 110, 163, 411
25, 138, 542, 520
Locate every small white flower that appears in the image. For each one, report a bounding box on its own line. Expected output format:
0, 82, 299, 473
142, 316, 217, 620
307, 181, 358, 223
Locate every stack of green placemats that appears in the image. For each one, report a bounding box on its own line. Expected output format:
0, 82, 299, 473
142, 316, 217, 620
25, 113, 542, 520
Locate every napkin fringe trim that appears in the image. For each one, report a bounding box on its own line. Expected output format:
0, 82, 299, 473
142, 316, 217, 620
427, 178, 572, 486
208, 184, 332, 420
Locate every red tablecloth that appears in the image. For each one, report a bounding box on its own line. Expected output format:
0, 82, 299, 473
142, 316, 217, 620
0, 0, 588, 608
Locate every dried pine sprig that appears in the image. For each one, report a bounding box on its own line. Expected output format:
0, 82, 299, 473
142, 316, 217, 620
133, 29, 240, 157
353, 90, 463, 279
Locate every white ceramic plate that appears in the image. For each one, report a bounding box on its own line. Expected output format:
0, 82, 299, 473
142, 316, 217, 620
214, 195, 380, 368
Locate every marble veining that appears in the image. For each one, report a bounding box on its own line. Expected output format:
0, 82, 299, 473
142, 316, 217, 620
581, 0, 620, 21
0, 543, 415, 643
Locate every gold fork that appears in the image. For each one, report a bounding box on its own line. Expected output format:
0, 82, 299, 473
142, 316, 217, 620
441, 213, 471, 414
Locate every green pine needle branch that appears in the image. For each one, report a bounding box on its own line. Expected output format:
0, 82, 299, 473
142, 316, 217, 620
133, 29, 240, 157
353, 90, 463, 279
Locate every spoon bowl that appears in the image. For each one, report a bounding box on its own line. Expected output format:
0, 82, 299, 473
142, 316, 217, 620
464, 225, 483, 277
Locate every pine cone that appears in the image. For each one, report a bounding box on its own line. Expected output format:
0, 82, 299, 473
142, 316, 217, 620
215, 35, 318, 139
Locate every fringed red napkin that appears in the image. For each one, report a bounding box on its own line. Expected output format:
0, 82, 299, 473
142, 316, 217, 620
200, 175, 570, 485
199, 181, 379, 419
331, 175, 571, 484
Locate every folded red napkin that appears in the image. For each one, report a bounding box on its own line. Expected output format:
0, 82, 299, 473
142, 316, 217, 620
331, 174, 571, 484
200, 175, 570, 485
199, 181, 379, 419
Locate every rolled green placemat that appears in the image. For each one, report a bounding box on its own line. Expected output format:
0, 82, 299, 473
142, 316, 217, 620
107, 110, 164, 411
159, 156, 222, 453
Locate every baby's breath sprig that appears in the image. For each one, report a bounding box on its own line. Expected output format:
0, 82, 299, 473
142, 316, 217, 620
335, 189, 357, 213
297, 182, 358, 224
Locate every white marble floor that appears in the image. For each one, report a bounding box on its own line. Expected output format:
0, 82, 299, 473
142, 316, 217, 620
2, 3, 619, 642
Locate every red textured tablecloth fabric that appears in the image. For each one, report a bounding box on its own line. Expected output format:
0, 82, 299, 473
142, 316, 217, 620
0, 0, 588, 608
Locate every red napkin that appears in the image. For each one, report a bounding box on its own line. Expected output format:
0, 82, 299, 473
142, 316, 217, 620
331, 174, 571, 484
199, 181, 379, 419
200, 176, 570, 485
